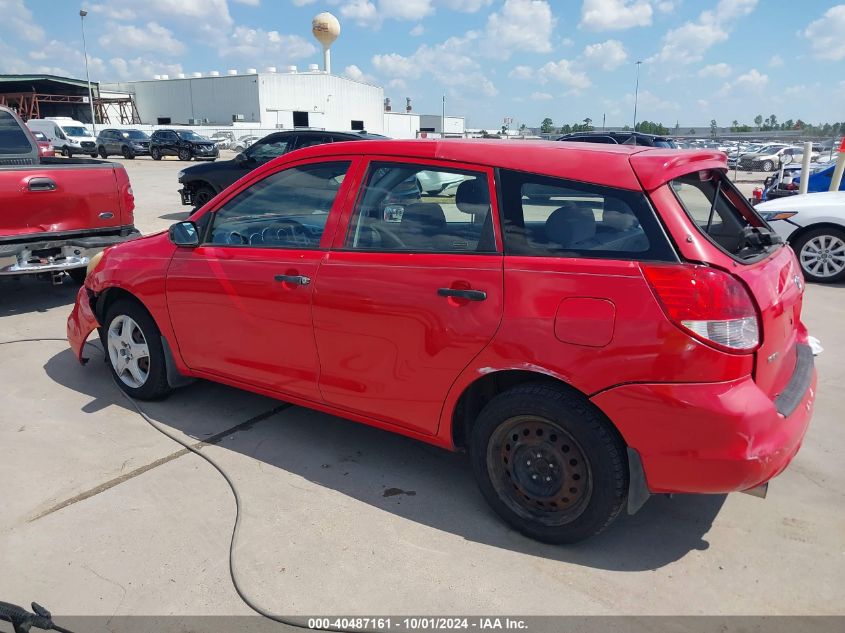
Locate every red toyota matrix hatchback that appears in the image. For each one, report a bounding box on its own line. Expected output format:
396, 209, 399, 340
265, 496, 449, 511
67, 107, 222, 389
68, 140, 817, 543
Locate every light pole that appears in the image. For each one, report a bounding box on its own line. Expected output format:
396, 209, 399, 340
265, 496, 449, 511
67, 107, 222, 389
79, 9, 97, 134
632, 60, 642, 133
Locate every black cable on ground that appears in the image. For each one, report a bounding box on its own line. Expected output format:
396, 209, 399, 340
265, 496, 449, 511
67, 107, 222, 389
1, 337, 376, 633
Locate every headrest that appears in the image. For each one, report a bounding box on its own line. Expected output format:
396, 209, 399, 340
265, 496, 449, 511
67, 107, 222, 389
545, 205, 596, 248
455, 179, 490, 215
401, 203, 446, 230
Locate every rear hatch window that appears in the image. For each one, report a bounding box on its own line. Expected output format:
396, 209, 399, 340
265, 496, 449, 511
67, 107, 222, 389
0, 110, 35, 155
670, 171, 780, 260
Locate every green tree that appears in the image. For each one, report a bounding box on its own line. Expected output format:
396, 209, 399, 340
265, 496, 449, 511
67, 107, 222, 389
783, 119, 794, 130
559, 123, 572, 134
540, 117, 555, 134
710, 119, 718, 139
754, 114, 763, 130
519, 123, 527, 133
769, 114, 778, 129
731, 119, 739, 132
689, 128, 696, 135
622, 124, 631, 131
583, 117, 593, 130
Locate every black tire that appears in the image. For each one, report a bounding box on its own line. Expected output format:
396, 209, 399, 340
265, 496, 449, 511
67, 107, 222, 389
791, 226, 845, 283
122, 145, 135, 159
61, 147, 71, 157
470, 383, 628, 544
192, 184, 216, 210
67, 267, 87, 284
90, 152, 98, 158
762, 160, 774, 172
178, 148, 192, 161
98, 146, 108, 159
102, 299, 172, 400
151, 147, 162, 161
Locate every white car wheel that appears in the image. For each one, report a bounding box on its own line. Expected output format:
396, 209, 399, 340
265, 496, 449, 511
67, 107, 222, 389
795, 230, 845, 283
107, 314, 151, 388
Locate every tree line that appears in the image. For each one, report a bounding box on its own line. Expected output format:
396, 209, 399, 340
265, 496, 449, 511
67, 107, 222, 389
536, 116, 844, 137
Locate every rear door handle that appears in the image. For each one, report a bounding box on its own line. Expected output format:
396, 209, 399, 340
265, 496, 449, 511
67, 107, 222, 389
27, 177, 57, 192
274, 274, 311, 286
437, 288, 487, 301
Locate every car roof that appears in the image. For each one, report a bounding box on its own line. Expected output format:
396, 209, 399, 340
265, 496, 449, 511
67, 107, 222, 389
284, 138, 726, 191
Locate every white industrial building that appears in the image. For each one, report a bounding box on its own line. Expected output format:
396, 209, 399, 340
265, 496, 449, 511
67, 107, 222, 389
98, 11, 465, 139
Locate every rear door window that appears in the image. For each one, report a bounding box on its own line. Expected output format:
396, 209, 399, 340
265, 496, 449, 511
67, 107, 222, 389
499, 170, 675, 261
670, 171, 772, 259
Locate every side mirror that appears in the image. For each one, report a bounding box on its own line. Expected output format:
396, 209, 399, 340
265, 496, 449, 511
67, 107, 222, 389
168, 221, 199, 247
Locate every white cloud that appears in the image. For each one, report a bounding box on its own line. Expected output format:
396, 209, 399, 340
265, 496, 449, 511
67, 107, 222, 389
410, 24, 425, 36
698, 62, 732, 78
110, 57, 184, 81
531, 91, 554, 101
339, 0, 379, 26
582, 39, 628, 70
580, 0, 653, 31
716, 68, 768, 98
622, 89, 680, 111
219, 26, 316, 61
343, 64, 377, 84
650, 0, 758, 65
803, 5, 845, 61
234, 0, 261, 5
1, 0, 44, 42
508, 65, 535, 79
99, 22, 185, 56
291, 0, 317, 5
656, 1, 676, 12
380, 0, 434, 21
483, 0, 556, 57
372, 33, 497, 98
439, 0, 492, 11
537, 59, 591, 91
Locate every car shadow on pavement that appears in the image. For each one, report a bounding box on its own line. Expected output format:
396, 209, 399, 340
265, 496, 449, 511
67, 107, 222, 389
0, 276, 79, 318
159, 211, 193, 222
44, 345, 725, 573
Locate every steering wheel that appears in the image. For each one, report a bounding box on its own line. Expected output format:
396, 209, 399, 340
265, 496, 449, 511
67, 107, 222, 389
370, 225, 406, 249
273, 218, 310, 245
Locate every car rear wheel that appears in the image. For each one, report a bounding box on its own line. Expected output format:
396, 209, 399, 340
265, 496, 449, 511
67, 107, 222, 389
103, 299, 172, 400
151, 147, 162, 160
793, 227, 845, 283
762, 160, 774, 172
470, 383, 628, 544
192, 184, 216, 210
122, 146, 135, 159
178, 148, 192, 161
98, 146, 108, 159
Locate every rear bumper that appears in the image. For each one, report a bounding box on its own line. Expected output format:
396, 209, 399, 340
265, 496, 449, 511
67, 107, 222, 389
67, 285, 100, 364
0, 228, 140, 275
592, 366, 817, 494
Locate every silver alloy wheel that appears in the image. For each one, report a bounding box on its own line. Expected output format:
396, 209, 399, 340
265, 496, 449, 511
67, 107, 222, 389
107, 314, 151, 388
800, 234, 845, 278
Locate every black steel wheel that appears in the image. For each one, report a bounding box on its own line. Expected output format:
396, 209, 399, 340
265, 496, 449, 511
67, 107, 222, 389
470, 383, 628, 543
122, 145, 135, 159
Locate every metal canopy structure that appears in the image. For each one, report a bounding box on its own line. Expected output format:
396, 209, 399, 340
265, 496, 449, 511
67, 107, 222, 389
0, 74, 138, 124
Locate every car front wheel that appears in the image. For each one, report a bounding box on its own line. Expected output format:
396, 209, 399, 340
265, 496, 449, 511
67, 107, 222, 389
103, 299, 172, 400
151, 147, 162, 160
762, 160, 774, 172
122, 146, 135, 159
793, 227, 845, 283
470, 383, 628, 544
192, 184, 216, 210
98, 146, 108, 159
178, 148, 192, 161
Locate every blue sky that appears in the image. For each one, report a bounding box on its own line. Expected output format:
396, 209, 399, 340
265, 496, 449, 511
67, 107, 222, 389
1, 0, 843, 129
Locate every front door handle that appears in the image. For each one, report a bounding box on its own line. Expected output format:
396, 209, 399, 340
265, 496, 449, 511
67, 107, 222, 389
275, 274, 311, 286
437, 288, 487, 301
27, 177, 57, 192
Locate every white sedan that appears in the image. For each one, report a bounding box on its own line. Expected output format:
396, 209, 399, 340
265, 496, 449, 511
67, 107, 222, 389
756, 191, 845, 283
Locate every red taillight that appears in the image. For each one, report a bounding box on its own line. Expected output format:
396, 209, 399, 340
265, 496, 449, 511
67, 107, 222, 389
642, 264, 760, 353
785, 183, 799, 190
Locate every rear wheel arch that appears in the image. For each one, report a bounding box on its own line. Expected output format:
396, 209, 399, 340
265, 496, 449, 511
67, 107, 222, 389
450, 370, 625, 450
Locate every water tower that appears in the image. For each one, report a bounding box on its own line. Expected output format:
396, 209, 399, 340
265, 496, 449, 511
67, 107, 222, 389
312, 12, 340, 74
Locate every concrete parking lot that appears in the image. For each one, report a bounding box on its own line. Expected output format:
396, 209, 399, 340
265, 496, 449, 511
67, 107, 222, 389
1, 154, 843, 625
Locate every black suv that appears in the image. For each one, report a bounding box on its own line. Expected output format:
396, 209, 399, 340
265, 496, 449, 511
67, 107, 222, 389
178, 129, 385, 208
95, 128, 150, 159
150, 129, 219, 162
557, 131, 678, 148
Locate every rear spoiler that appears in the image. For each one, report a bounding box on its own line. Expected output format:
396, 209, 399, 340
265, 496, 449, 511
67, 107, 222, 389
630, 150, 727, 191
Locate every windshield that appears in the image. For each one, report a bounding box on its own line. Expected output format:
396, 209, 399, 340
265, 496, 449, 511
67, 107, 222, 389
61, 126, 91, 137
122, 130, 149, 140
671, 171, 773, 259
0, 110, 33, 154
177, 131, 208, 141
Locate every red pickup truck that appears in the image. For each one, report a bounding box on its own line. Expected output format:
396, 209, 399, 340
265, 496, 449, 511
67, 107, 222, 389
0, 106, 139, 282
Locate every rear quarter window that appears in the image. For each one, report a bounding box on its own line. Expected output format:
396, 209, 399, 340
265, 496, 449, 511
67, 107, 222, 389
498, 169, 676, 261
